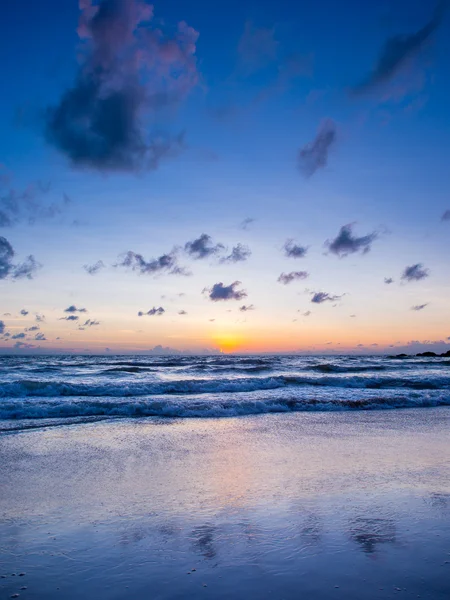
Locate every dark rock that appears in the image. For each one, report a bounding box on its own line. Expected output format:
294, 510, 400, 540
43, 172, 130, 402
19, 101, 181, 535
440, 350, 450, 358
416, 352, 437, 357
388, 354, 409, 359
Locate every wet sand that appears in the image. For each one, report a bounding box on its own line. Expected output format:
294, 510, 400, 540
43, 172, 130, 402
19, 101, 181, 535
1, 408, 450, 599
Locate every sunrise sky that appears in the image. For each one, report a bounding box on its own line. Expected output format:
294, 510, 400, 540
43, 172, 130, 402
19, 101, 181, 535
0, 0, 449, 354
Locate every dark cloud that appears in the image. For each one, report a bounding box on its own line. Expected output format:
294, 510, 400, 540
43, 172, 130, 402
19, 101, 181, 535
65, 305, 87, 313
12, 332, 26, 339
298, 119, 336, 178
240, 217, 255, 230
14, 341, 36, 349
138, 307, 165, 316
35, 313, 45, 322
277, 271, 309, 285
411, 304, 428, 311
351, 2, 447, 96
26, 326, 40, 332
60, 315, 80, 321
178, 310, 188, 315
83, 319, 100, 326
401, 263, 430, 282
384, 277, 394, 284
84, 260, 105, 275
311, 291, 342, 304
442, 210, 450, 221
284, 240, 308, 258
45, 0, 199, 172
185, 234, 224, 260
0, 321, 5, 334
219, 243, 251, 264
117, 249, 188, 276
0, 237, 41, 280
239, 304, 255, 312
206, 281, 247, 302
20, 309, 29, 316
35, 333, 47, 341
326, 223, 378, 257
299, 310, 312, 317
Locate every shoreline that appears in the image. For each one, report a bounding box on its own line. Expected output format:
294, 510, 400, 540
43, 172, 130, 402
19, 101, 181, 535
1, 408, 449, 599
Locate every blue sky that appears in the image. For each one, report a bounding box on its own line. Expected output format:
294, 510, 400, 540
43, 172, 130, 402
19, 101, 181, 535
0, 0, 449, 354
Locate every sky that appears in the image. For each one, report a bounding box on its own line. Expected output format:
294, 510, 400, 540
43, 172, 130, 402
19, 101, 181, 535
0, 0, 449, 355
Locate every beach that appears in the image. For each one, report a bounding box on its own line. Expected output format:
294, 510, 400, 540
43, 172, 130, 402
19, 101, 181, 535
1, 408, 449, 599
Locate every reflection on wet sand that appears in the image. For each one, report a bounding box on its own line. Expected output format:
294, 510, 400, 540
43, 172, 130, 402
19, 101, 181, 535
348, 517, 396, 555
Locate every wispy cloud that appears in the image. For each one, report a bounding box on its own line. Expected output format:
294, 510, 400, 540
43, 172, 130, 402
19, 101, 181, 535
64, 305, 87, 313
351, 2, 447, 97
20, 309, 29, 316
240, 217, 255, 230
205, 281, 247, 301
138, 307, 165, 316
326, 223, 378, 257
237, 21, 278, 75
283, 240, 308, 258
278, 271, 309, 285
384, 277, 394, 284
298, 119, 336, 178
84, 260, 105, 275
310, 291, 342, 304
60, 315, 79, 321
219, 243, 251, 264
401, 263, 430, 282
411, 304, 428, 311
117, 249, 188, 276
185, 234, 224, 259
0, 237, 41, 280
239, 304, 255, 312
45, 0, 199, 172
442, 209, 450, 221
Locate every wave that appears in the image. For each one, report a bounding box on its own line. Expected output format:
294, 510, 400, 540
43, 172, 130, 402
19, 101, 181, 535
309, 363, 387, 373
0, 373, 449, 398
1, 392, 449, 421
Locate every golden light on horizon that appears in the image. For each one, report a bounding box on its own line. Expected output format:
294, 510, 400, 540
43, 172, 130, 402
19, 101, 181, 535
212, 331, 244, 354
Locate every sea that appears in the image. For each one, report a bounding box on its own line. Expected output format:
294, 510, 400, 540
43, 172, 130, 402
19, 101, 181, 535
0, 353, 449, 429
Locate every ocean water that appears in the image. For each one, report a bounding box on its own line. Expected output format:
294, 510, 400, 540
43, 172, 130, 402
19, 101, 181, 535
0, 354, 449, 425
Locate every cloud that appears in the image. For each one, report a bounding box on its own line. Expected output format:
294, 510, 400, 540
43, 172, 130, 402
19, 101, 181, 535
83, 319, 100, 326
60, 315, 79, 321
326, 223, 378, 257
35, 333, 47, 341
26, 326, 40, 332
11, 332, 26, 339
219, 243, 251, 263
117, 249, 188, 276
301, 310, 312, 317
284, 240, 308, 258
206, 281, 247, 302
20, 309, 29, 316
237, 21, 278, 75
239, 304, 255, 312
64, 305, 87, 313
45, 0, 199, 172
185, 234, 224, 260
310, 291, 342, 304
442, 210, 450, 221
298, 119, 336, 178
0, 179, 71, 228
240, 217, 255, 230
351, 2, 447, 96
0, 321, 5, 334
411, 304, 428, 311
178, 310, 187, 315
277, 271, 309, 285
35, 313, 45, 322
401, 263, 430, 282
14, 342, 36, 349
138, 307, 165, 316
84, 260, 105, 275
0, 237, 41, 280
384, 277, 394, 284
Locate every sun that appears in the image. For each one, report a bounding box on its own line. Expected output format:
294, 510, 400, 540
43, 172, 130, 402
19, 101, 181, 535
212, 332, 244, 354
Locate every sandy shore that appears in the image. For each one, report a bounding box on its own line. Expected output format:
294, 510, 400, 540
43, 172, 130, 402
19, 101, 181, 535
1, 408, 450, 599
